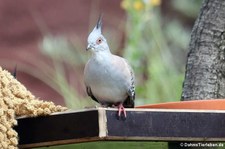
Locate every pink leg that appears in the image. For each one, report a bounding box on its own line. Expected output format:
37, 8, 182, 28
118, 103, 126, 117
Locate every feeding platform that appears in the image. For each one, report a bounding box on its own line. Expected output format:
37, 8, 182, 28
15, 99, 225, 148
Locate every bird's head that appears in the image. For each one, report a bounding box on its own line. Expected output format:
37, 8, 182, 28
86, 15, 110, 53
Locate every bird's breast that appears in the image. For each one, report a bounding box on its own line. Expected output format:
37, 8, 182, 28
84, 60, 127, 103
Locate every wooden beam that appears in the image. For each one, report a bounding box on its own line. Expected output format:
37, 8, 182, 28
14, 108, 225, 148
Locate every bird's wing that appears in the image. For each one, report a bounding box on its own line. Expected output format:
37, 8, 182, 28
123, 59, 135, 108
84, 60, 99, 103
113, 56, 135, 107
86, 86, 99, 103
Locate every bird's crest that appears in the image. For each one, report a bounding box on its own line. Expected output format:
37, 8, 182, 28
96, 14, 102, 30
88, 15, 103, 42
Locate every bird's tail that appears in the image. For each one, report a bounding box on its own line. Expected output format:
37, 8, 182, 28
123, 96, 135, 108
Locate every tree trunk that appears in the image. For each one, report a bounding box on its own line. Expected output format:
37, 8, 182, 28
170, 1, 225, 148
181, 0, 225, 101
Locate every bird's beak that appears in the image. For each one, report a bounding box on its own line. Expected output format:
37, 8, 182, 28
86, 44, 94, 51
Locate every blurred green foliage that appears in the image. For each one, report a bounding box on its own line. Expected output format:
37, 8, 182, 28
122, 0, 202, 105
172, 0, 202, 18
39, 35, 96, 109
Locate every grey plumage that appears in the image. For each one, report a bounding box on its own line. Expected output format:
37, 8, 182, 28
84, 15, 135, 112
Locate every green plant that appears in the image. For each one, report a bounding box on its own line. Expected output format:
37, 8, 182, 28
121, 0, 198, 104
38, 35, 95, 109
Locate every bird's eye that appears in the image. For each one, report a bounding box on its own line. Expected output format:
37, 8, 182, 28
96, 38, 102, 45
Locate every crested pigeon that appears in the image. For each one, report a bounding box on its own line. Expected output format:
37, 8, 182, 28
84, 15, 135, 117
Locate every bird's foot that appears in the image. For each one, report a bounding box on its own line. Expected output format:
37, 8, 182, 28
118, 103, 126, 118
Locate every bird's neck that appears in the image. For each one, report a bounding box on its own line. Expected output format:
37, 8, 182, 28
92, 50, 112, 63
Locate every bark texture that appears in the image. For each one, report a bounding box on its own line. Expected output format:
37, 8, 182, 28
181, 0, 225, 100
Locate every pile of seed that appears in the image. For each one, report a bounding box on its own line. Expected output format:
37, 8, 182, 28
0, 67, 67, 149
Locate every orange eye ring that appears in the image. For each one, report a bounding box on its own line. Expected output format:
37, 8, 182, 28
96, 38, 102, 45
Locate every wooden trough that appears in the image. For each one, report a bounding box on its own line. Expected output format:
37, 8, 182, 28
15, 99, 225, 148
